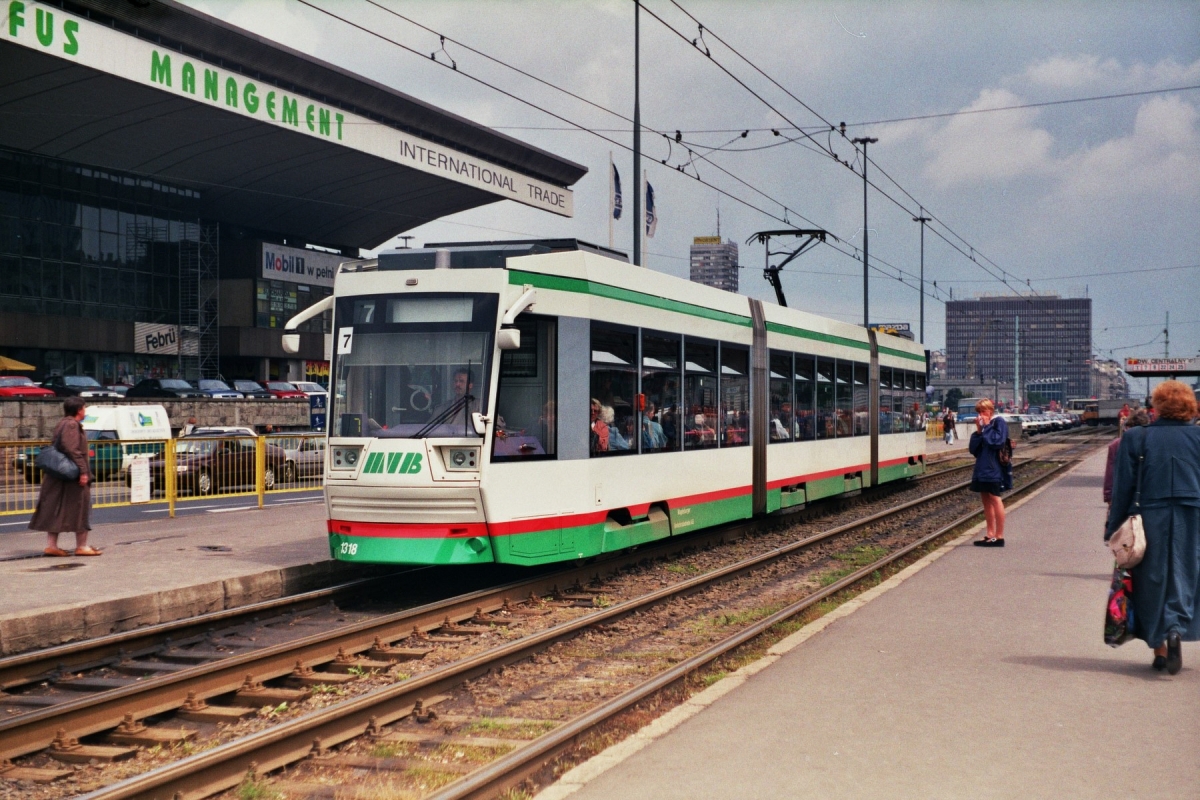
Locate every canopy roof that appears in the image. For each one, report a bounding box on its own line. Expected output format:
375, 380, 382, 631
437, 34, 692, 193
0, 0, 587, 249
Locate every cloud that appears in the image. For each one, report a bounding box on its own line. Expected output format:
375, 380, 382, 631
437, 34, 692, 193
922, 89, 1054, 187
1022, 54, 1200, 91
1057, 95, 1200, 199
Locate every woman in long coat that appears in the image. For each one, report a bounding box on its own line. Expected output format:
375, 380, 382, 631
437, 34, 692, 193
1105, 380, 1199, 674
29, 396, 99, 556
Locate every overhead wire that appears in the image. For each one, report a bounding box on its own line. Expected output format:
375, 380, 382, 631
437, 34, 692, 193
297, 0, 944, 304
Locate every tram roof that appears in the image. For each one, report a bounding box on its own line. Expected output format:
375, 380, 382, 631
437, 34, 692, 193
0, 0, 587, 249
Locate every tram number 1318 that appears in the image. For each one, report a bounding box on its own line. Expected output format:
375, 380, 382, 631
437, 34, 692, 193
339, 542, 359, 556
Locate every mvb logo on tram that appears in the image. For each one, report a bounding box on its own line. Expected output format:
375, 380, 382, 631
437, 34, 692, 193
360, 451, 424, 475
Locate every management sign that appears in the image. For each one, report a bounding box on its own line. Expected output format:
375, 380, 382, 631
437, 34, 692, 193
3, 1, 574, 217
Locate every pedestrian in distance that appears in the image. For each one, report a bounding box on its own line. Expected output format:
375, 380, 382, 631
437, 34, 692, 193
1103, 409, 1150, 505
943, 407, 956, 444
1105, 380, 1200, 675
969, 398, 1011, 547
30, 396, 99, 557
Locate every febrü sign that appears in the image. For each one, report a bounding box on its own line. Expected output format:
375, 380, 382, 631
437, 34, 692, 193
3, 1, 574, 217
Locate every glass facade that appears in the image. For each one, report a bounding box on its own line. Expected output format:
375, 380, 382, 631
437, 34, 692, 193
0, 146, 202, 324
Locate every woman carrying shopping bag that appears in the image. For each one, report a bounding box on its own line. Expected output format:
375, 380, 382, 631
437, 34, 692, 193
1105, 381, 1200, 674
29, 396, 99, 556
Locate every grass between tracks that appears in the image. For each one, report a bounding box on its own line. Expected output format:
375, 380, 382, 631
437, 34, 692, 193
511, 509, 987, 797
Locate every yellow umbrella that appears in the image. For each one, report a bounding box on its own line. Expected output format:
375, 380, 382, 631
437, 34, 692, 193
0, 355, 36, 371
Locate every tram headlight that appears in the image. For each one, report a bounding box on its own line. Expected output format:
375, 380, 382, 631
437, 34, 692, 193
331, 446, 363, 470
442, 447, 479, 471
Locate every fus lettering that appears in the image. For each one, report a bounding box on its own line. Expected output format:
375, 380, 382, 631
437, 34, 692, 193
8, 2, 80, 55
361, 451, 423, 475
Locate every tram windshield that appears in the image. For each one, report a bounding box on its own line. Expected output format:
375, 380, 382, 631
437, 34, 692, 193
332, 293, 498, 438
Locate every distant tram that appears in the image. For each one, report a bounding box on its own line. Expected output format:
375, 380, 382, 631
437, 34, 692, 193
284, 240, 928, 567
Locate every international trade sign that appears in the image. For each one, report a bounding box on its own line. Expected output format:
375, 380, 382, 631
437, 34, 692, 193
1124, 357, 1200, 376
4, 1, 574, 217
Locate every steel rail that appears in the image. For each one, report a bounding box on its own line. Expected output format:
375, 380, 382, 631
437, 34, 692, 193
76, 458, 1076, 800
429, 458, 1076, 800
0, 457, 979, 759
0, 568, 414, 691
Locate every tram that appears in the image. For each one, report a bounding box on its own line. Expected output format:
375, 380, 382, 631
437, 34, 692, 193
283, 240, 928, 567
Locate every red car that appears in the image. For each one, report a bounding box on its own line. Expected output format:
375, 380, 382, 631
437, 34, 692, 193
260, 381, 307, 399
0, 376, 55, 398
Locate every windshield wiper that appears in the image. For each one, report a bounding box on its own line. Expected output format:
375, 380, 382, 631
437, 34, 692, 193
413, 394, 475, 439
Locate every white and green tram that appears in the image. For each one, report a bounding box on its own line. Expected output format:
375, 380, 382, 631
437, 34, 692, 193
284, 240, 928, 567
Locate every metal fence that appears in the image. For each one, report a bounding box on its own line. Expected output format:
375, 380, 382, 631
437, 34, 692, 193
0, 433, 325, 518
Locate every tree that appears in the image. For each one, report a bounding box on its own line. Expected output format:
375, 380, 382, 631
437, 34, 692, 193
945, 387, 964, 412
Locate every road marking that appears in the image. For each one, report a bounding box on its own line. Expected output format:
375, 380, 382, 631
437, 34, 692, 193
0, 520, 30, 527
207, 506, 258, 513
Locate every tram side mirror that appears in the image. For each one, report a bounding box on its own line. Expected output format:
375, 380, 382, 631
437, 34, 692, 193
281, 332, 300, 354
497, 327, 521, 351
471, 412, 490, 436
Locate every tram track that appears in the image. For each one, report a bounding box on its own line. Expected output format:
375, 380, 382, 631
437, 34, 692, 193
0, 432, 1107, 797
0, 436, 1107, 799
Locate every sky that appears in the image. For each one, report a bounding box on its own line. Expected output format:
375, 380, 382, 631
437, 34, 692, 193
186, 0, 1200, 361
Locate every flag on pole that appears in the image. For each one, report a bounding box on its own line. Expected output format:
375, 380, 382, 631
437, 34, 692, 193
645, 181, 656, 238
611, 163, 623, 220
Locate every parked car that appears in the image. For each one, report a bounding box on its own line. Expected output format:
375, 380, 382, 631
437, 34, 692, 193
189, 425, 258, 437
105, 384, 132, 396
281, 436, 326, 483
126, 378, 208, 399
291, 381, 329, 398
231, 380, 273, 399
192, 379, 243, 399
146, 434, 287, 495
41, 375, 122, 398
15, 430, 124, 483
0, 375, 55, 398
260, 381, 307, 399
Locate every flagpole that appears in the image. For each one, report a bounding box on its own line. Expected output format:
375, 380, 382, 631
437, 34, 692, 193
641, 168, 647, 268
632, 1, 641, 266
608, 151, 614, 250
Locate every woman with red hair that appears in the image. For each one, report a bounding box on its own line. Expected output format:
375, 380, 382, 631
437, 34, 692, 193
1106, 380, 1200, 674
969, 398, 1011, 546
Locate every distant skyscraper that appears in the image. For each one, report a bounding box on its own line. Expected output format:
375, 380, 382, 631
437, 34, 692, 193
945, 294, 1092, 399
690, 236, 739, 292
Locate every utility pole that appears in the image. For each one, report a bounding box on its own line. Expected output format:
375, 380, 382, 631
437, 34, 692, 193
1014, 314, 1020, 410
852, 136, 878, 327
1165, 311, 1169, 358
632, 2, 642, 267
913, 210, 931, 343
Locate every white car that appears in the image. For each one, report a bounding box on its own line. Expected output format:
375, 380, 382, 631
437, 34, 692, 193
291, 381, 329, 399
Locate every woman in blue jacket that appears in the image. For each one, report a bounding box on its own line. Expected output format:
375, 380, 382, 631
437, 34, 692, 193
969, 398, 1011, 547
1105, 380, 1200, 675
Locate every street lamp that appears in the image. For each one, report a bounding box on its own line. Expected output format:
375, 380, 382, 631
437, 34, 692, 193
851, 136, 878, 328
913, 211, 931, 344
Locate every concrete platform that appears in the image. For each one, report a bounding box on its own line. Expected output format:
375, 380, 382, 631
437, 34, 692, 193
545, 448, 1198, 799
0, 495, 345, 655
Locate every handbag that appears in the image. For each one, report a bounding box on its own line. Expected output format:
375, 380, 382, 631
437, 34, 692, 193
1104, 566, 1135, 647
34, 424, 81, 482
1107, 445, 1147, 569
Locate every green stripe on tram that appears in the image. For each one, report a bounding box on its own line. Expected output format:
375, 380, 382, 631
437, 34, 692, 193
507, 269, 752, 328
506, 269, 923, 363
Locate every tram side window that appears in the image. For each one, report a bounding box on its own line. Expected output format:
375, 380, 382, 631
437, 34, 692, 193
853, 363, 869, 436
879, 367, 892, 435
916, 374, 927, 430
835, 360, 853, 437
892, 370, 905, 433
683, 340, 718, 450
904, 371, 918, 432
815, 358, 835, 440
720, 345, 750, 447
768, 351, 793, 442
590, 325, 638, 456
794, 355, 815, 441
492, 317, 556, 460
642, 332, 681, 452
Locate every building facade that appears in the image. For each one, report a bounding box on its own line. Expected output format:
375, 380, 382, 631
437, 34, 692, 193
689, 236, 739, 292
0, 0, 584, 388
1091, 359, 1129, 400
945, 295, 1092, 400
